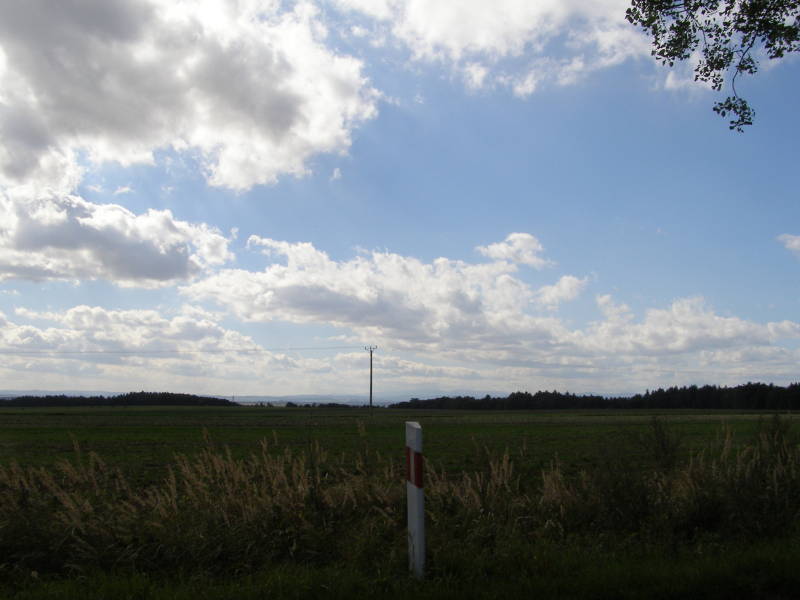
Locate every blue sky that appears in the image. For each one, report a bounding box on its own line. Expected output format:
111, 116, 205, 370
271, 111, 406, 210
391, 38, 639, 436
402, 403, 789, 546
0, 0, 798, 399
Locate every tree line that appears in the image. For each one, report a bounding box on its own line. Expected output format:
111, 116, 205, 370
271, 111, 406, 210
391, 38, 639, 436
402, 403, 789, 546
1, 391, 237, 407
390, 382, 800, 411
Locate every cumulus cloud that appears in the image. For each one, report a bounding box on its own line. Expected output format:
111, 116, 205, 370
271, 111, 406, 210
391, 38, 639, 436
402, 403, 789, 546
181, 235, 800, 393
0, 304, 313, 389
189, 236, 800, 363
0, 303, 486, 395
334, 351, 480, 380
579, 296, 800, 356
464, 62, 489, 90
192, 234, 540, 347
0, 192, 232, 286
4, 232, 797, 396
0, 0, 378, 193
11, 304, 252, 352
332, 0, 649, 94
475, 232, 553, 268
779, 234, 800, 257
534, 275, 588, 309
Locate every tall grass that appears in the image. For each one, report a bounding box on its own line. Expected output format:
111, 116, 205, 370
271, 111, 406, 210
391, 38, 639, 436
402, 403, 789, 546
2, 417, 800, 582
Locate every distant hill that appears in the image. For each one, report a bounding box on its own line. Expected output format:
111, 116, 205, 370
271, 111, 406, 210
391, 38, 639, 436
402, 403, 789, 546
0, 391, 237, 407
0, 391, 410, 406
0, 389, 119, 399
232, 394, 407, 406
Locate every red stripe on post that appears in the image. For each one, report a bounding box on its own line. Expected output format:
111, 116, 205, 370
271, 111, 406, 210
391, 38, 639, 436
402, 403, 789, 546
406, 446, 424, 488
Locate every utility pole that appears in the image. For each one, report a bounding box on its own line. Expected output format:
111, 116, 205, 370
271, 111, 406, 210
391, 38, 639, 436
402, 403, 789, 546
365, 345, 377, 412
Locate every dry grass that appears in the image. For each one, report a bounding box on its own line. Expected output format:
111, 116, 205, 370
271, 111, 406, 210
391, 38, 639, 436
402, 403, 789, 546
2, 417, 800, 580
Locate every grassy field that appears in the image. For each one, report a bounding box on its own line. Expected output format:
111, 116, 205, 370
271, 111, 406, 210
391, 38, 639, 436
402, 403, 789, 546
0, 405, 787, 476
2, 406, 800, 598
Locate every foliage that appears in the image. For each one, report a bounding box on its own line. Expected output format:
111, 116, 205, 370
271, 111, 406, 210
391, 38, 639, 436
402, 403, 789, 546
626, 0, 800, 130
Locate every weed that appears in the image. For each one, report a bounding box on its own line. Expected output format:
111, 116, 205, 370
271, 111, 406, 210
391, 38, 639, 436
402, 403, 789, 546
2, 415, 800, 591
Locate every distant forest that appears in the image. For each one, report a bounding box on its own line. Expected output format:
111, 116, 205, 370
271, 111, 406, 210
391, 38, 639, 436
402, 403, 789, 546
0, 391, 237, 407
389, 383, 800, 411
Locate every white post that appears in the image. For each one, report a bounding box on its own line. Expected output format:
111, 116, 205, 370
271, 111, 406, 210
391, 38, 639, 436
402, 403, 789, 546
405, 421, 425, 578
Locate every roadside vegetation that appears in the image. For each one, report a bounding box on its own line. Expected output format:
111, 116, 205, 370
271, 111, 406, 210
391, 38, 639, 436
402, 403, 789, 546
2, 413, 800, 598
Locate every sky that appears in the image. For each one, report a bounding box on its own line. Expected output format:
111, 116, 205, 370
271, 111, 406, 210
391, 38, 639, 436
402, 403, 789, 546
0, 0, 798, 400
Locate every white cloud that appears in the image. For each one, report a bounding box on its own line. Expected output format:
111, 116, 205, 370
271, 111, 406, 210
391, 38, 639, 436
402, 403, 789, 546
0, 304, 308, 389
333, 0, 650, 94
475, 232, 553, 268
198, 238, 797, 366
464, 62, 489, 90
534, 275, 588, 309
509, 71, 540, 98
334, 351, 480, 380
0, 302, 483, 395
0, 0, 379, 193
779, 234, 800, 257
3, 251, 799, 396
0, 192, 232, 286
4, 225, 793, 394
182, 236, 800, 394
579, 296, 800, 355
334, 0, 397, 21
190, 234, 548, 348
14, 304, 236, 347
658, 49, 717, 94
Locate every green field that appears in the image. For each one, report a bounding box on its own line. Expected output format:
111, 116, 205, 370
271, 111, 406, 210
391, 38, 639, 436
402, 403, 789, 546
0, 405, 786, 473
2, 406, 800, 599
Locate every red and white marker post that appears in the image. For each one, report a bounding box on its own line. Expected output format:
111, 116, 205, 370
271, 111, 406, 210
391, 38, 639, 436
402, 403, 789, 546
405, 421, 425, 578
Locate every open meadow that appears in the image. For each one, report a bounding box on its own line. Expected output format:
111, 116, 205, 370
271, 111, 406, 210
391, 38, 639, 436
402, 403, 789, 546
3, 406, 800, 599
0, 405, 787, 477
